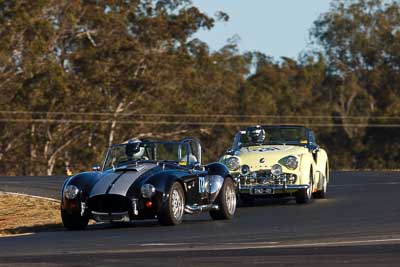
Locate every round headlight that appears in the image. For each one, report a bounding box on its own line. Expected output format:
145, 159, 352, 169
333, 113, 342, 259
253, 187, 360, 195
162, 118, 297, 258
64, 185, 79, 200
281, 155, 298, 170
225, 157, 240, 171
271, 164, 283, 176
141, 184, 156, 199
241, 165, 250, 175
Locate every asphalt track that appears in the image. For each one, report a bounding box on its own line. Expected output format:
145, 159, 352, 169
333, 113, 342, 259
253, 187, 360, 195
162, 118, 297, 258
1, 172, 400, 266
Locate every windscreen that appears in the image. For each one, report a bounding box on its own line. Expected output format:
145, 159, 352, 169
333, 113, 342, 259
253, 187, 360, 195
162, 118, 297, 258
238, 127, 308, 147
103, 142, 190, 170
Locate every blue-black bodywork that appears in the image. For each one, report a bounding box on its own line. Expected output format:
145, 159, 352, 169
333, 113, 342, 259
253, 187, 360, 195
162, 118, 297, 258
61, 161, 231, 221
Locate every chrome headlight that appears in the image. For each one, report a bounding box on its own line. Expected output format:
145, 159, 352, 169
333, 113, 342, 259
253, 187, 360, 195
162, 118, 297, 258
280, 155, 298, 170
271, 164, 283, 176
141, 184, 156, 199
64, 185, 79, 200
241, 165, 250, 175
225, 157, 240, 171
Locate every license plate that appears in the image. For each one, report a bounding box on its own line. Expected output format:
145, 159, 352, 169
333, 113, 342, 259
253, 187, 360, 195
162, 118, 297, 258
254, 188, 273, 195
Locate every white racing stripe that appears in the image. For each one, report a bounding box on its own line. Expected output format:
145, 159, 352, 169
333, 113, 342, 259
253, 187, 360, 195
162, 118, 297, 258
0, 191, 60, 203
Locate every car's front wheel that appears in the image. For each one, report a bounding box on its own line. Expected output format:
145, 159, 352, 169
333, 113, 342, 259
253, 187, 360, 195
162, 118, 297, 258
61, 211, 89, 230
210, 178, 236, 220
296, 168, 313, 204
158, 182, 185, 226
314, 163, 329, 199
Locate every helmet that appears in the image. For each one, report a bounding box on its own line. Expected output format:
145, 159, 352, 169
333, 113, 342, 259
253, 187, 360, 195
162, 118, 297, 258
247, 126, 266, 143
125, 139, 144, 160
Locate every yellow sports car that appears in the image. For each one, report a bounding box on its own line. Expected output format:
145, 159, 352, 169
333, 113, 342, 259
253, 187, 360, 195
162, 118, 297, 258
221, 125, 329, 204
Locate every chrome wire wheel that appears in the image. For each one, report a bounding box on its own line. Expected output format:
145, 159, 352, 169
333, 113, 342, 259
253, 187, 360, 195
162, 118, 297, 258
296, 168, 313, 204
307, 181, 312, 199
322, 176, 327, 193
307, 169, 314, 199
171, 188, 184, 220
209, 178, 236, 220
225, 183, 236, 215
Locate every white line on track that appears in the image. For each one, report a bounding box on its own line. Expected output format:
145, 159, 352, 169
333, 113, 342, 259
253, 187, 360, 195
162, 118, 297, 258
261, 238, 400, 249
140, 243, 189, 246
0, 191, 60, 203
3, 237, 400, 256
136, 237, 400, 252
330, 182, 400, 187
0, 233, 34, 238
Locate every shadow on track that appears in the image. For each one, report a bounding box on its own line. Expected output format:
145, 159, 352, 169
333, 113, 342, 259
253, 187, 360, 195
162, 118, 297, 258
237, 197, 297, 207
1, 223, 63, 236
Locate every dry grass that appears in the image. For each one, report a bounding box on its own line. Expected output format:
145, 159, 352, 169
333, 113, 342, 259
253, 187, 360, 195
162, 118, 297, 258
0, 193, 62, 236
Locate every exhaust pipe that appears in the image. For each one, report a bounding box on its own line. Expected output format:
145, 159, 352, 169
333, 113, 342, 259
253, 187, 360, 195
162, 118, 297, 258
184, 204, 219, 214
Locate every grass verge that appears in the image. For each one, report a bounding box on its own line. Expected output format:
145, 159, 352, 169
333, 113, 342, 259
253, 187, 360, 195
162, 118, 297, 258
0, 193, 62, 236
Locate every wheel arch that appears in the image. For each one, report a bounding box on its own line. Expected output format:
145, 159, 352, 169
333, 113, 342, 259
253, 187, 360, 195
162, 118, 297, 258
299, 153, 314, 185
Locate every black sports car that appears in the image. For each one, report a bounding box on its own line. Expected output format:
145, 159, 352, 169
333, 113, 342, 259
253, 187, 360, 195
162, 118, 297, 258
61, 138, 236, 229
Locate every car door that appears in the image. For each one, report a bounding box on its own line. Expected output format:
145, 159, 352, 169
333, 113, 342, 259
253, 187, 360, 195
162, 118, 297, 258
183, 140, 211, 205
180, 169, 209, 205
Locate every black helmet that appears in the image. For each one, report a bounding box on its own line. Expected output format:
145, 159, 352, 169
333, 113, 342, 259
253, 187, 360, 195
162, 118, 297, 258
247, 126, 266, 143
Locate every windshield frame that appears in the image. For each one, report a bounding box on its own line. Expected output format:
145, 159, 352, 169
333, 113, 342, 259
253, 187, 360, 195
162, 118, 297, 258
101, 139, 201, 171
233, 126, 311, 150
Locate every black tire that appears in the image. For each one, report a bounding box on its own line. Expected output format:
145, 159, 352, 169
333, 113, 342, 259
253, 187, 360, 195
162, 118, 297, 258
314, 163, 329, 199
158, 182, 185, 226
239, 194, 255, 206
296, 168, 313, 204
210, 178, 236, 220
61, 211, 89, 230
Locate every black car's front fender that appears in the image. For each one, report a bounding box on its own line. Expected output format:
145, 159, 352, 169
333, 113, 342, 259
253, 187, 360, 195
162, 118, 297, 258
205, 162, 234, 203
206, 162, 230, 178
61, 172, 100, 215
130, 172, 185, 215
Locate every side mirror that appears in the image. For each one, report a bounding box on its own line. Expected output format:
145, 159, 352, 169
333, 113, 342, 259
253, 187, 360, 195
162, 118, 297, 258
92, 164, 101, 172
193, 162, 202, 169
309, 144, 319, 154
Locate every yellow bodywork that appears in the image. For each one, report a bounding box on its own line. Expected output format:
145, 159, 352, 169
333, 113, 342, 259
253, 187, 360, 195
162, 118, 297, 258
221, 144, 329, 192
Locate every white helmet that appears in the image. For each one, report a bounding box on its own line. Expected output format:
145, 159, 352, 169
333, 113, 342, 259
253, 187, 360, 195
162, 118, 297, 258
125, 139, 144, 160
247, 126, 266, 143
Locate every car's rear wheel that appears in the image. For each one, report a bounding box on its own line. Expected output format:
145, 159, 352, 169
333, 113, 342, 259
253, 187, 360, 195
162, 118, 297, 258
61, 211, 89, 230
210, 178, 236, 220
296, 168, 313, 204
158, 182, 185, 226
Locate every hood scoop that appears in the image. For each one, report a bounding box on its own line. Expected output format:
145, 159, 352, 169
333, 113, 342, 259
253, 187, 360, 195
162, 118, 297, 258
114, 164, 145, 172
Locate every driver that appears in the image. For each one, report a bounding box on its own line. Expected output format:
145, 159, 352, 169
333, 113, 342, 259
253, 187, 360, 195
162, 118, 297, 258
125, 139, 144, 160
247, 125, 266, 144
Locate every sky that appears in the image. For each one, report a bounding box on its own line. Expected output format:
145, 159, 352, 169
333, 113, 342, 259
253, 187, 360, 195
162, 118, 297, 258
191, 0, 332, 59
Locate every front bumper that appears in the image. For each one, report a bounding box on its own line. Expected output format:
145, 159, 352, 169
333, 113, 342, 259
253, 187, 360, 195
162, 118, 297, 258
238, 184, 308, 195
92, 211, 131, 223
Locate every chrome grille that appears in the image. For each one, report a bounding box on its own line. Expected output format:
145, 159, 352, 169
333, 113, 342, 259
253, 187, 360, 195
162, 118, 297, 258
241, 172, 297, 186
